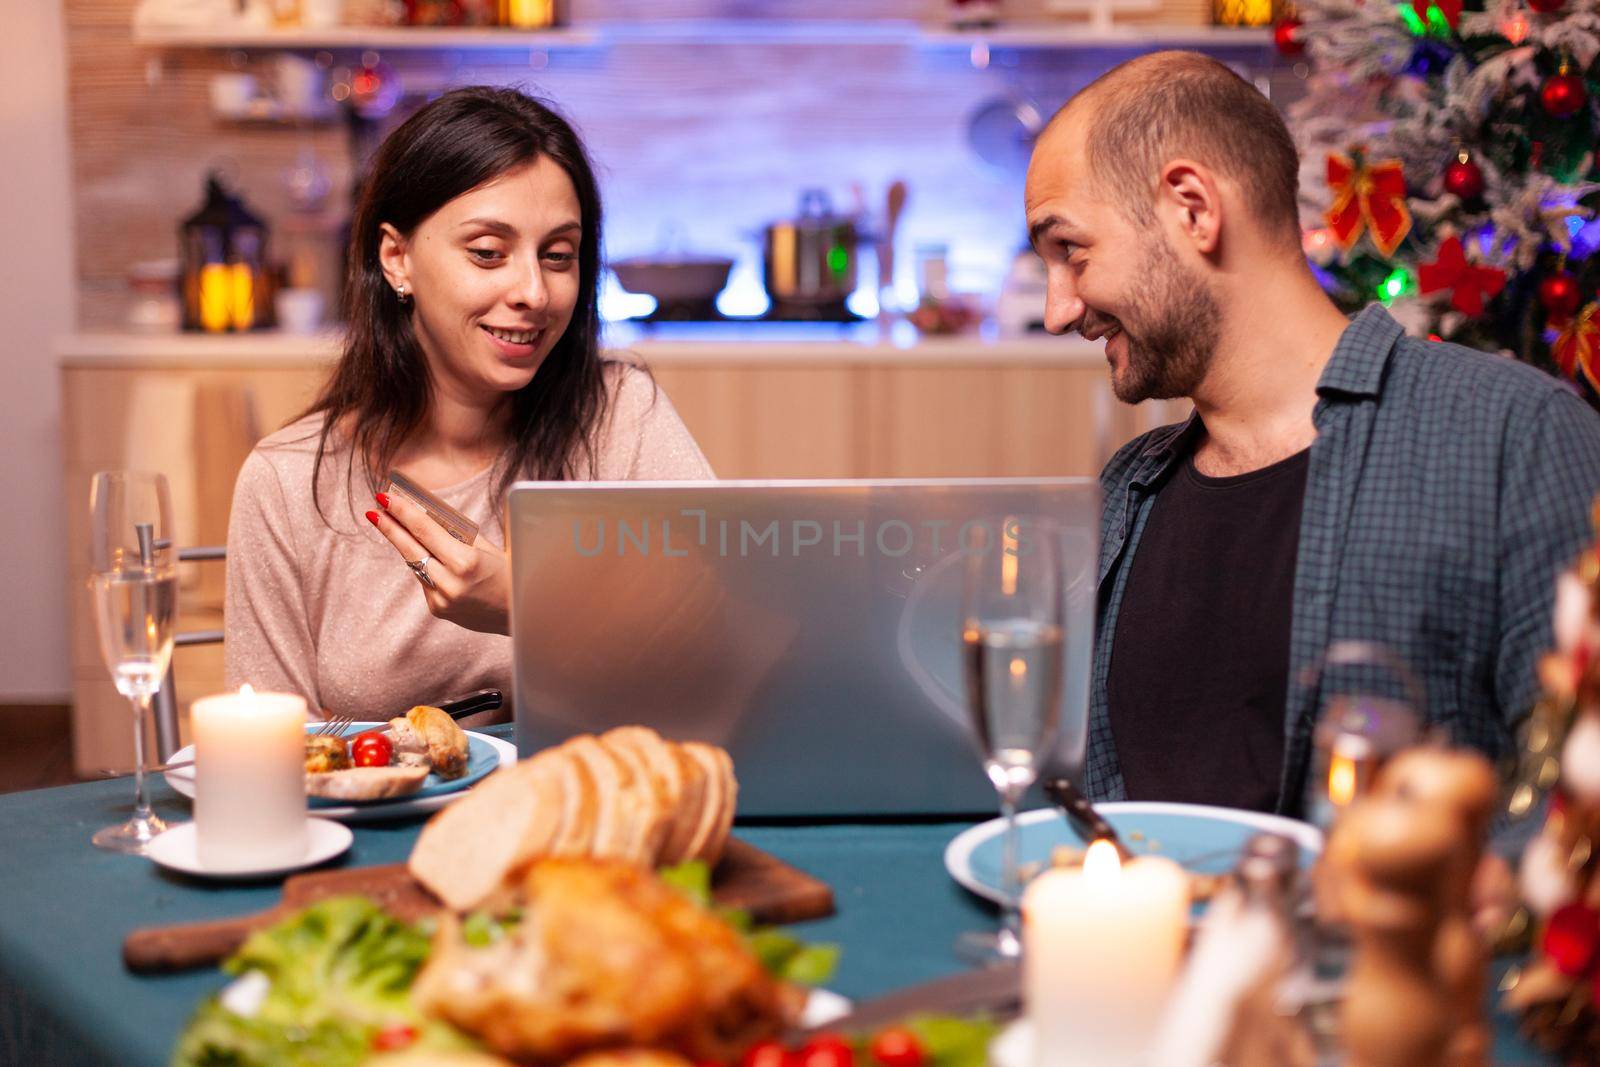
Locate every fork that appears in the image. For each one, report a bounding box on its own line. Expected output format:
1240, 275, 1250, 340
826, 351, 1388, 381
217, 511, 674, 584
311, 712, 357, 738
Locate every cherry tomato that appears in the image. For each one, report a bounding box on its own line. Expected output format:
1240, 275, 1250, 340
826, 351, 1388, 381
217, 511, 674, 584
370, 1023, 418, 1051
351, 731, 393, 768
798, 1033, 854, 1067
739, 1039, 795, 1067
869, 1027, 925, 1067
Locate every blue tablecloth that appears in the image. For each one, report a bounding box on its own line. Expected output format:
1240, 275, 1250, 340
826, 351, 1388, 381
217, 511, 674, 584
0, 727, 1558, 1065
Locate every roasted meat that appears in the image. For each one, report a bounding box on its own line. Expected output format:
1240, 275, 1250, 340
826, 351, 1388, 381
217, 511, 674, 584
411, 859, 798, 1065
390, 704, 470, 779
303, 734, 351, 774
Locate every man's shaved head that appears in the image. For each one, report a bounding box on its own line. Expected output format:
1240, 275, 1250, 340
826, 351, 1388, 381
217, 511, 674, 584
1048, 51, 1301, 246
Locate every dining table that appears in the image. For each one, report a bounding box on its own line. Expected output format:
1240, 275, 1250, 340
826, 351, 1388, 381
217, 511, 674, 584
0, 724, 1560, 1066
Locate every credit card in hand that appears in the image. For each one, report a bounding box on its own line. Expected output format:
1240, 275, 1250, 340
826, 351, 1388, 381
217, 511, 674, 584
382, 470, 480, 546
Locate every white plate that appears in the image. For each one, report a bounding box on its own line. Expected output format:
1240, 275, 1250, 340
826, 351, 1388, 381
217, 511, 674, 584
989, 1019, 1031, 1067
800, 988, 853, 1029
146, 818, 353, 880
164, 727, 518, 823
945, 801, 1323, 906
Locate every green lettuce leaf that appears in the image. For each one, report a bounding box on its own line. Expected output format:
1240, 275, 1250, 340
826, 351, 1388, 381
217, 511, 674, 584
171, 897, 450, 1067
660, 860, 839, 987
900, 1014, 1002, 1067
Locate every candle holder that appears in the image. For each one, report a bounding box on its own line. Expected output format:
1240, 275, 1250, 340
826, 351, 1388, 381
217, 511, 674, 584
1019, 839, 1190, 1066
192, 686, 309, 871
178, 172, 272, 333
1212, 0, 1281, 27
1308, 696, 1420, 830
1302, 641, 1423, 831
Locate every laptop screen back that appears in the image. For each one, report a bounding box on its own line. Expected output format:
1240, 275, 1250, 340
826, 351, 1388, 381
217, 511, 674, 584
508, 479, 1099, 816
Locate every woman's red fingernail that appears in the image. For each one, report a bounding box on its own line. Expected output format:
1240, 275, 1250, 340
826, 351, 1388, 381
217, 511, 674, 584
375, 492, 390, 509
365, 510, 380, 525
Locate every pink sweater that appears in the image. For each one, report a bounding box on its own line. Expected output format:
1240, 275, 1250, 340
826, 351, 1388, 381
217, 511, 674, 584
224, 364, 713, 719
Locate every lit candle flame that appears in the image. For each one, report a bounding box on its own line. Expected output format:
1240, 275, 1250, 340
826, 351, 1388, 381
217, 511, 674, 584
1328, 751, 1359, 808
1083, 838, 1122, 884
240, 683, 255, 698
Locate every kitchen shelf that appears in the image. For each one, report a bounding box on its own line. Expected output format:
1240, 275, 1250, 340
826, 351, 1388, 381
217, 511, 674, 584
597, 20, 919, 45
131, 24, 601, 50
133, 20, 1272, 52
919, 24, 1274, 48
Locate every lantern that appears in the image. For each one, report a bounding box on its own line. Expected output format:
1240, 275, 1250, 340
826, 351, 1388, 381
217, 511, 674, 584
179, 172, 271, 333
499, 0, 561, 27
1214, 0, 1282, 28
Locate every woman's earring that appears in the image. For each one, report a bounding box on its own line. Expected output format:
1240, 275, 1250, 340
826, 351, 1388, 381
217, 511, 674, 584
394, 283, 410, 304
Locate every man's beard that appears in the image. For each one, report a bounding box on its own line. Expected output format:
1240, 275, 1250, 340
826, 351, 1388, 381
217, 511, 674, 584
1105, 235, 1222, 405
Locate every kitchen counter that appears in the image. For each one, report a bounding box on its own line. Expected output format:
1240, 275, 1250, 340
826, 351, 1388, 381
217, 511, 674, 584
56, 324, 1105, 367
58, 327, 1180, 773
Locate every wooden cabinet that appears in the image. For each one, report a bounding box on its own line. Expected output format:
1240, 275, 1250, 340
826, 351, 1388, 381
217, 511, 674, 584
59, 332, 1186, 771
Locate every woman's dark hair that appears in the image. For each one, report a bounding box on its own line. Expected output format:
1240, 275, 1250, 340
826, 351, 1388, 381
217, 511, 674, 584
304, 85, 609, 521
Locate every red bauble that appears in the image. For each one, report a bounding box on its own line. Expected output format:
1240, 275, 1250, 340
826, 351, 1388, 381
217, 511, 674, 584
1541, 271, 1584, 321
1543, 902, 1600, 977
1541, 72, 1589, 119
1274, 17, 1304, 56
1527, 0, 1565, 12
1443, 158, 1485, 200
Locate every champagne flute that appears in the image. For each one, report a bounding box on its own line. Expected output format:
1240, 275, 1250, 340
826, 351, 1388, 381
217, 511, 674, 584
87, 471, 177, 853
957, 516, 1066, 963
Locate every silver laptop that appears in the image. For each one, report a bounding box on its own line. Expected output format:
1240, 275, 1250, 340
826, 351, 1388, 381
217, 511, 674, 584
507, 479, 1099, 816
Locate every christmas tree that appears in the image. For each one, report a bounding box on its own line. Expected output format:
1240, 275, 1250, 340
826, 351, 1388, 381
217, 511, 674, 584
1281, 0, 1600, 399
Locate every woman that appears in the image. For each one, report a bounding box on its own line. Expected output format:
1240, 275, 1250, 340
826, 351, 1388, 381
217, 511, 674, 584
225, 87, 713, 719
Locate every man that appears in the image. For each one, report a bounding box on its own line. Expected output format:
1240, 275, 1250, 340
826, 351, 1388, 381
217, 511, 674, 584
1025, 51, 1600, 814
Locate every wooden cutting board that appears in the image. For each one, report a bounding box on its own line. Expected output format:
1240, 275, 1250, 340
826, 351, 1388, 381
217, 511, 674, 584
123, 837, 832, 974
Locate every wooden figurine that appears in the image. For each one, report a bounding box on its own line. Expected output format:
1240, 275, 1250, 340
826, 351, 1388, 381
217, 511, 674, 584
1316, 744, 1498, 1067
1329, 780, 1460, 1067
1220, 835, 1317, 1067
1149, 833, 1315, 1067
1373, 748, 1498, 1067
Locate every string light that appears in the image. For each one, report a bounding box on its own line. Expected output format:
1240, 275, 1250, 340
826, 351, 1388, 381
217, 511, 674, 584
1302, 228, 1333, 255
1379, 266, 1412, 302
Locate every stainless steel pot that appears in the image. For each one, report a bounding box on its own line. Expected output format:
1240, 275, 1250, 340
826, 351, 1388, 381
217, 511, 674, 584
762, 189, 859, 306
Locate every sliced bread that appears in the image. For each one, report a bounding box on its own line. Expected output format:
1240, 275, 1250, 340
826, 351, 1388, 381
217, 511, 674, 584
408, 758, 565, 911
542, 744, 598, 858
679, 742, 736, 866
306, 764, 428, 801
599, 726, 677, 865
560, 735, 653, 862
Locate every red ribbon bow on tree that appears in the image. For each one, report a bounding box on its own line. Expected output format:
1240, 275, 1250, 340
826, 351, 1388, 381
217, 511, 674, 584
1412, 0, 1462, 30
1555, 303, 1600, 392
1418, 236, 1508, 317
1325, 152, 1413, 258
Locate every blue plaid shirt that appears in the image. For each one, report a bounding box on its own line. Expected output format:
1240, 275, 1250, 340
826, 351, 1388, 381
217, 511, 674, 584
1088, 305, 1600, 814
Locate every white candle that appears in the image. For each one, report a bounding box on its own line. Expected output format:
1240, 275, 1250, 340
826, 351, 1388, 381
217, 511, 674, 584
192, 685, 308, 870
1023, 840, 1191, 1067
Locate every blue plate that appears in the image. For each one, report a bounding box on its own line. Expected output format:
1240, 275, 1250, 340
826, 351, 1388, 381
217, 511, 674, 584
945, 801, 1323, 906
311, 721, 500, 807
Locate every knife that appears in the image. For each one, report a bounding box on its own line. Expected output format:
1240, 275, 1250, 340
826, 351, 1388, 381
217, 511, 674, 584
435, 689, 503, 721
1042, 777, 1134, 861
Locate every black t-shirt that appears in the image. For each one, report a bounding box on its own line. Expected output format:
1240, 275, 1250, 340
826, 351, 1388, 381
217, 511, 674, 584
1106, 446, 1310, 813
